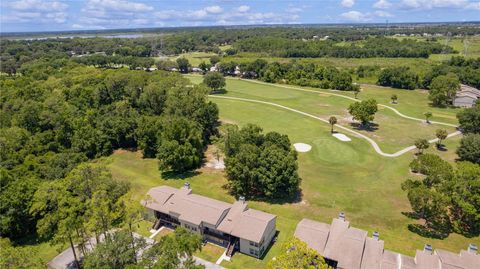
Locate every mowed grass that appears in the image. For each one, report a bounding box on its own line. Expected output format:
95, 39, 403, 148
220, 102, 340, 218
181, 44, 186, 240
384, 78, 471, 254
102, 92, 477, 268
186, 75, 458, 153
159, 52, 217, 66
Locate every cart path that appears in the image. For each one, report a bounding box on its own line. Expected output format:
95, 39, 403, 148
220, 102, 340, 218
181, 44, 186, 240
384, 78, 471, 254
209, 95, 461, 158
241, 78, 458, 128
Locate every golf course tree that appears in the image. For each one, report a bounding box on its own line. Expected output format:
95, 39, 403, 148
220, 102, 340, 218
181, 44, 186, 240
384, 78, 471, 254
268, 237, 328, 269
424, 112, 433, 124
414, 138, 430, 154
210, 55, 221, 65
156, 117, 204, 172
198, 61, 211, 73
176, 57, 190, 73
435, 129, 448, 148
223, 124, 301, 200
391, 94, 398, 104
428, 73, 460, 107
203, 72, 226, 93
30, 164, 129, 268
348, 99, 378, 127
352, 85, 360, 99
457, 134, 480, 165
403, 154, 480, 237
329, 116, 337, 133
377, 66, 419, 90
457, 104, 480, 134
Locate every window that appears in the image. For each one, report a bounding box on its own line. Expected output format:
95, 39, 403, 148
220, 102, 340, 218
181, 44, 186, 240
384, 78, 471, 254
249, 241, 259, 247
249, 249, 259, 256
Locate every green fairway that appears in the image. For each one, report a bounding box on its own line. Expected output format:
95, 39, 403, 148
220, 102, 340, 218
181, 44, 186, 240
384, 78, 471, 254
157, 51, 217, 66
186, 75, 458, 153
101, 102, 478, 268
100, 81, 477, 267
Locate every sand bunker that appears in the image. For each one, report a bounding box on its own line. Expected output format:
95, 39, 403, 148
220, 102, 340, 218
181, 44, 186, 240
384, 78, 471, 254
294, 143, 312, 152
333, 133, 351, 142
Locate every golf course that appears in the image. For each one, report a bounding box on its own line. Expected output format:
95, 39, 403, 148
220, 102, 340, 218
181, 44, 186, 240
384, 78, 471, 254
98, 75, 478, 268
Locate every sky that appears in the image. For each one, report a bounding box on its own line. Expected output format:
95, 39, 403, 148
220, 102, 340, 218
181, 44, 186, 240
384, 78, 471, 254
1, 0, 480, 33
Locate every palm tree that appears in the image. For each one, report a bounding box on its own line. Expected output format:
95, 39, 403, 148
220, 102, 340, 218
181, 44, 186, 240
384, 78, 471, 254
424, 112, 432, 124
391, 94, 398, 104
329, 116, 337, 133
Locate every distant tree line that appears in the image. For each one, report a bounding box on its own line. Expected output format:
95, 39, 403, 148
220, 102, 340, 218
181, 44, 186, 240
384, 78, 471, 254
234, 37, 452, 58
215, 59, 360, 91
375, 56, 479, 97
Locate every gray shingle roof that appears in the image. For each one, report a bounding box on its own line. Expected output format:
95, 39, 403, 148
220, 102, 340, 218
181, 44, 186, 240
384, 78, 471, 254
294, 217, 479, 269
144, 185, 275, 243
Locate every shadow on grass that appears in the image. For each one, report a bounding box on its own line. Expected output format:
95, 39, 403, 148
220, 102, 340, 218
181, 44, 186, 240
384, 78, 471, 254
161, 170, 201, 180
408, 224, 450, 240
350, 122, 379, 132
224, 185, 304, 205
258, 230, 280, 260
402, 211, 421, 220
436, 144, 448, 152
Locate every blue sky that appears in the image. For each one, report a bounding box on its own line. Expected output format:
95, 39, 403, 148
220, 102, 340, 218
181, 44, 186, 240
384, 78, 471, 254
1, 0, 479, 33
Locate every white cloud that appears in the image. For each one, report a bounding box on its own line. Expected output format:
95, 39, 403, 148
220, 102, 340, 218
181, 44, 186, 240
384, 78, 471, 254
4, 0, 68, 23
205, 5, 223, 14
373, 0, 392, 9
374, 10, 393, 17
87, 0, 153, 12
466, 1, 480, 9
341, 10, 369, 21
237, 5, 250, 12
401, 0, 468, 10
341, 0, 355, 8
76, 0, 154, 28
286, 7, 303, 13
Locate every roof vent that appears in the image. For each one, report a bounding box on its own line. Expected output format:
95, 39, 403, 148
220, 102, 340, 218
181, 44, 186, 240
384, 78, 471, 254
239, 196, 245, 203
468, 243, 478, 254
424, 244, 433, 254
339, 212, 345, 221
183, 182, 190, 189
372, 231, 379, 240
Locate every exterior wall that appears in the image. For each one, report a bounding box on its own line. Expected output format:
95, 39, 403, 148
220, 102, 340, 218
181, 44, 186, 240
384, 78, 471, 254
238, 218, 277, 258
239, 238, 261, 258
260, 219, 277, 255
454, 96, 476, 108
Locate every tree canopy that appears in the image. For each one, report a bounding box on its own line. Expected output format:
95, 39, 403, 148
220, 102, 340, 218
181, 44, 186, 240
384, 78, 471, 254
348, 99, 378, 126
223, 124, 301, 200
268, 237, 328, 269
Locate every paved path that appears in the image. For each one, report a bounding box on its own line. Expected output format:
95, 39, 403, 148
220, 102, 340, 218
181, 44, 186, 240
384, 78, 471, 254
194, 256, 226, 269
243, 78, 458, 128
209, 95, 462, 157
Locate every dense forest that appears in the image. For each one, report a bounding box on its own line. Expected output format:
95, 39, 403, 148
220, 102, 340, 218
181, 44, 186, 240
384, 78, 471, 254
0, 60, 218, 240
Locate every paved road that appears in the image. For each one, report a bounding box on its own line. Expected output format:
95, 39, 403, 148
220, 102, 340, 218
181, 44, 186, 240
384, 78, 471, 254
48, 233, 223, 269
209, 95, 461, 157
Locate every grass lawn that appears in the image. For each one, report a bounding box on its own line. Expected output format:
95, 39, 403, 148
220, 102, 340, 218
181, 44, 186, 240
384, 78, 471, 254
195, 243, 225, 263
100, 92, 477, 268
186, 75, 458, 153
158, 52, 217, 66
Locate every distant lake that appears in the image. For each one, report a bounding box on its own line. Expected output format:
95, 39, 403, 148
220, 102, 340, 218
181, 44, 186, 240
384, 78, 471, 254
18, 34, 144, 40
